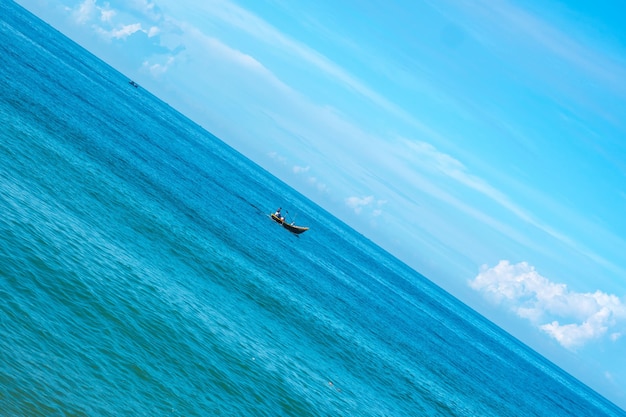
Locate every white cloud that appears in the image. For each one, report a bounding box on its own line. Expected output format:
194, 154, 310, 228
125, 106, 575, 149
107, 23, 143, 40
470, 260, 626, 349
147, 26, 160, 37
99, 7, 116, 22
67, 0, 160, 42
345, 194, 388, 217
345, 195, 374, 214
69, 0, 116, 26
268, 151, 287, 165
605, 371, 615, 382
70, 0, 97, 24
142, 55, 175, 77
372, 199, 387, 217
308, 177, 328, 193
129, 0, 162, 21
345, 194, 387, 216
293, 165, 310, 174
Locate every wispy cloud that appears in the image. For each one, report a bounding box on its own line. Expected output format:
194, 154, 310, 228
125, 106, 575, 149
489, 0, 626, 96
173, 22, 300, 97
447, 0, 626, 126
69, 0, 97, 24
128, 0, 162, 21
202, 1, 384, 102
403, 139, 539, 225
399, 139, 623, 273
470, 260, 626, 349
193, 0, 447, 142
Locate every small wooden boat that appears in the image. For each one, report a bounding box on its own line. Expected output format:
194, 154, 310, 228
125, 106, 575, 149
270, 213, 309, 234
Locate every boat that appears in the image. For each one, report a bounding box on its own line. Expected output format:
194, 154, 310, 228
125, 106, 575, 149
128, 80, 139, 88
270, 213, 309, 234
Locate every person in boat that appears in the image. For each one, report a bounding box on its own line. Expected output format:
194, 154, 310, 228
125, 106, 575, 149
274, 208, 284, 221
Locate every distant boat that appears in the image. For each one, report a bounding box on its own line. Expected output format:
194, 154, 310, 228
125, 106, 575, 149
270, 213, 309, 234
128, 80, 139, 88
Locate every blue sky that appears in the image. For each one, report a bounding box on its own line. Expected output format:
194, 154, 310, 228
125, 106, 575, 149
16, 0, 626, 409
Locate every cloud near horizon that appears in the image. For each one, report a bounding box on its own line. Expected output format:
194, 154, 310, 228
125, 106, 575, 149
470, 260, 626, 349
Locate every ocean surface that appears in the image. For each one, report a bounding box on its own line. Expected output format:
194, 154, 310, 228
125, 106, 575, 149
1, 2, 624, 416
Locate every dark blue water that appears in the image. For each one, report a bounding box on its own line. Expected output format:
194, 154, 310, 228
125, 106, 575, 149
1, 2, 624, 415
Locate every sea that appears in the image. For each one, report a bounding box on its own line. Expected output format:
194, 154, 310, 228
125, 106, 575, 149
1, 2, 624, 416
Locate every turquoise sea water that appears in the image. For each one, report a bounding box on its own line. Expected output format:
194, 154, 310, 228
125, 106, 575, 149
1, 2, 624, 416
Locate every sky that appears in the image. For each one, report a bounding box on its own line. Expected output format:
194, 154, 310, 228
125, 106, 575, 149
14, 0, 626, 409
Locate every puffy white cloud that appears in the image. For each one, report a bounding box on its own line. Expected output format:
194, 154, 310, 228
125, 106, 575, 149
293, 165, 310, 174
107, 23, 143, 40
470, 260, 626, 349
147, 26, 160, 38
142, 55, 175, 77
69, 0, 115, 25
345, 195, 374, 214
345, 195, 387, 217
100, 7, 116, 23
